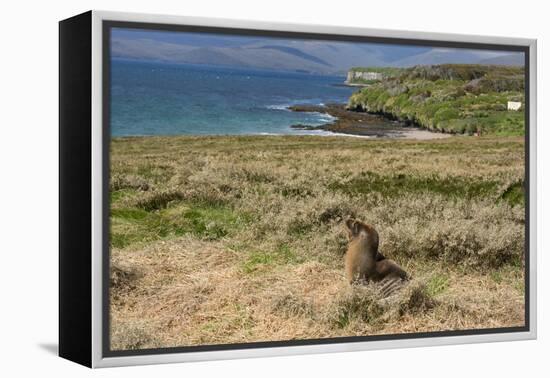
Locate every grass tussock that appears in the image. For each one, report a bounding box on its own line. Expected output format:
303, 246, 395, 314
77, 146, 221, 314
109, 135, 525, 350
328, 280, 435, 330
328, 285, 385, 328
110, 263, 140, 292
395, 280, 436, 315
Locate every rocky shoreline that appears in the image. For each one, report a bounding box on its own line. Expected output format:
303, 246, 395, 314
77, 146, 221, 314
289, 103, 450, 139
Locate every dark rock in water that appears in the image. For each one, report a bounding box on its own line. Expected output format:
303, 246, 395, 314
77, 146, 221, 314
290, 124, 325, 130
288, 103, 416, 138
288, 104, 338, 113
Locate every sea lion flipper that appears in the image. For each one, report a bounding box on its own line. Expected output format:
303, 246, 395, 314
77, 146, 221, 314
379, 277, 406, 297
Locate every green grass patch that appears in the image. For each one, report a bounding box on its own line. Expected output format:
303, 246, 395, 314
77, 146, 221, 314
500, 180, 525, 207
110, 213, 179, 249
426, 273, 449, 297
241, 244, 303, 274
111, 188, 138, 203
181, 205, 250, 240
514, 279, 525, 296
111, 208, 149, 220
110, 201, 250, 249
135, 191, 184, 211
490, 271, 504, 284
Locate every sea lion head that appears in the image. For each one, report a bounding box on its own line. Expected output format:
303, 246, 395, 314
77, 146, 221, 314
345, 218, 379, 252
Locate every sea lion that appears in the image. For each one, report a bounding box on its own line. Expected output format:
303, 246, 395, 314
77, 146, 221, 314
344, 219, 408, 286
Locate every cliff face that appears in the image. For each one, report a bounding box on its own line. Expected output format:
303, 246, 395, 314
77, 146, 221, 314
345, 70, 384, 85
344, 67, 402, 86
347, 64, 525, 136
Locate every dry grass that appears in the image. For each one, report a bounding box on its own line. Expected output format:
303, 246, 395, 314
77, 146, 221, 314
109, 135, 525, 350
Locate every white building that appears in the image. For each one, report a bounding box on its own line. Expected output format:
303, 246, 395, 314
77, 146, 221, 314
507, 101, 522, 111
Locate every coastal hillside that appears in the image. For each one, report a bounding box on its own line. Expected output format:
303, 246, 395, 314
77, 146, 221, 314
348, 64, 525, 135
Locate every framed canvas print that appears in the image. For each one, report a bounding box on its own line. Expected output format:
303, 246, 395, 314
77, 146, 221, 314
59, 10, 537, 368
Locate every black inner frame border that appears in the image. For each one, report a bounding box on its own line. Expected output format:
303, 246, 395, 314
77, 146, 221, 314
102, 20, 531, 358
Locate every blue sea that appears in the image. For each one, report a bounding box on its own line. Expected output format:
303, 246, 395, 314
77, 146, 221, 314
110, 59, 356, 137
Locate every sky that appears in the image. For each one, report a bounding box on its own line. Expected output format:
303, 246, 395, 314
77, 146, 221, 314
111, 28, 525, 75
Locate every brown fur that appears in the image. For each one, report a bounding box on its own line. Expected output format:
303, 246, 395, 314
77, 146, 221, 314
344, 219, 408, 284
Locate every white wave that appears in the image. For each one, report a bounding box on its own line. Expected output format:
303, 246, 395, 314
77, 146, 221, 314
317, 112, 337, 122
266, 104, 290, 111
266, 101, 328, 111
291, 129, 372, 138
237, 130, 371, 139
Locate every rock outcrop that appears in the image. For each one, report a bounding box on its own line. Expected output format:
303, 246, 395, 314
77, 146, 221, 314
345, 70, 384, 85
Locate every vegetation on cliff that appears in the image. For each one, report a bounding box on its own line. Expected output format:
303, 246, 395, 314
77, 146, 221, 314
348, 64, 525, 135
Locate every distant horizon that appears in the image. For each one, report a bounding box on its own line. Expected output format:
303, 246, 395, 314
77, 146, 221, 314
111, 28, 525, 75
111, 56, 352, 77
